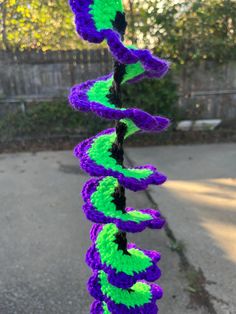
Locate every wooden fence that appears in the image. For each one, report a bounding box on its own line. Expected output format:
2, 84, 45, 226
0, 49, 112, 102
0, 49, 236, 119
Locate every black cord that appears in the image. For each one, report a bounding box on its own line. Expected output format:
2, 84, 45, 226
110, 12, 130, 255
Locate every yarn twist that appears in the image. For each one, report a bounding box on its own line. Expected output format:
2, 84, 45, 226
68, 0, 169, 313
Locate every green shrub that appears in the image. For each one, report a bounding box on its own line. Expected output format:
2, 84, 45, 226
122, 74, 179, 123
0, 101, 109, 140
0, 76, 178, 141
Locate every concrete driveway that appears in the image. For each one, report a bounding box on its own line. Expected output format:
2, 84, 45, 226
0, 144, 235, 313
127, 143, 236, 314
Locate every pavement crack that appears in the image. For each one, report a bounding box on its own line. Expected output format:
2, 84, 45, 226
125, 151, 217, 314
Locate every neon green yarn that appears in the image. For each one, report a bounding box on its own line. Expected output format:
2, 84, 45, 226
122, 62, 145, 83
96, 224, 152, 275
87, 62, 145, 108
89, 0, 124, 31
87, 77, 125, 110
91, 176, 152, 222
88, 119, 153, 180
102, 302, 111, 314
99, 270, 152, 308
121, 118, 140, 138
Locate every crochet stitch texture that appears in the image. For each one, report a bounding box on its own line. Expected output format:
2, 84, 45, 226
68, 0, 170, 312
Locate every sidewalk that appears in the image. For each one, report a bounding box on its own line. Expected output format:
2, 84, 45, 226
0, 150, 206, 313
127, 143, 236, 314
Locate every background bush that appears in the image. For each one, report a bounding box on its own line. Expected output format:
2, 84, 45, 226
123, 74, 179, 123
0, 101, 109, 141
0, 76, 178, 141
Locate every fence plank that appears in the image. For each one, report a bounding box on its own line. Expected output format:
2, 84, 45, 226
0, 49, 236, 119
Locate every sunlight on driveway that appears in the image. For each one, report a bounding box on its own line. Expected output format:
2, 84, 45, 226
201, 220, 236, 263
163, 178, 236, 263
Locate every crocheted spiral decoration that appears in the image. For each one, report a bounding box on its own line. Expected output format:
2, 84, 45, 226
68, 0, 170, 313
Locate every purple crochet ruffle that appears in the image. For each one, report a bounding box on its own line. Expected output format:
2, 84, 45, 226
68, 1, 170, 312
86, 224, 161, 289
74, 128, 167, 192
69, 75, 170, 132
90, 301, 105, 314
82, 177, 165, 232
69, 0, 169, 75
88, 270, 163, 314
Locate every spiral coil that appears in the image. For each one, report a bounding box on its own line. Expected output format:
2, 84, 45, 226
69, 1, 170, 312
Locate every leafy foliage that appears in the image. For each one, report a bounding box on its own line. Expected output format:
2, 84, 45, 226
1, 0, 235, 63
0, 78, 178, 140
128, 0, 236, 63
0, 0, 90, 51
0, 101, 109, 140
123, 75, 179, 122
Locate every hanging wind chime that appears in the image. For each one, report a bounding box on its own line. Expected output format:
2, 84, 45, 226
68, 0, 170, 312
